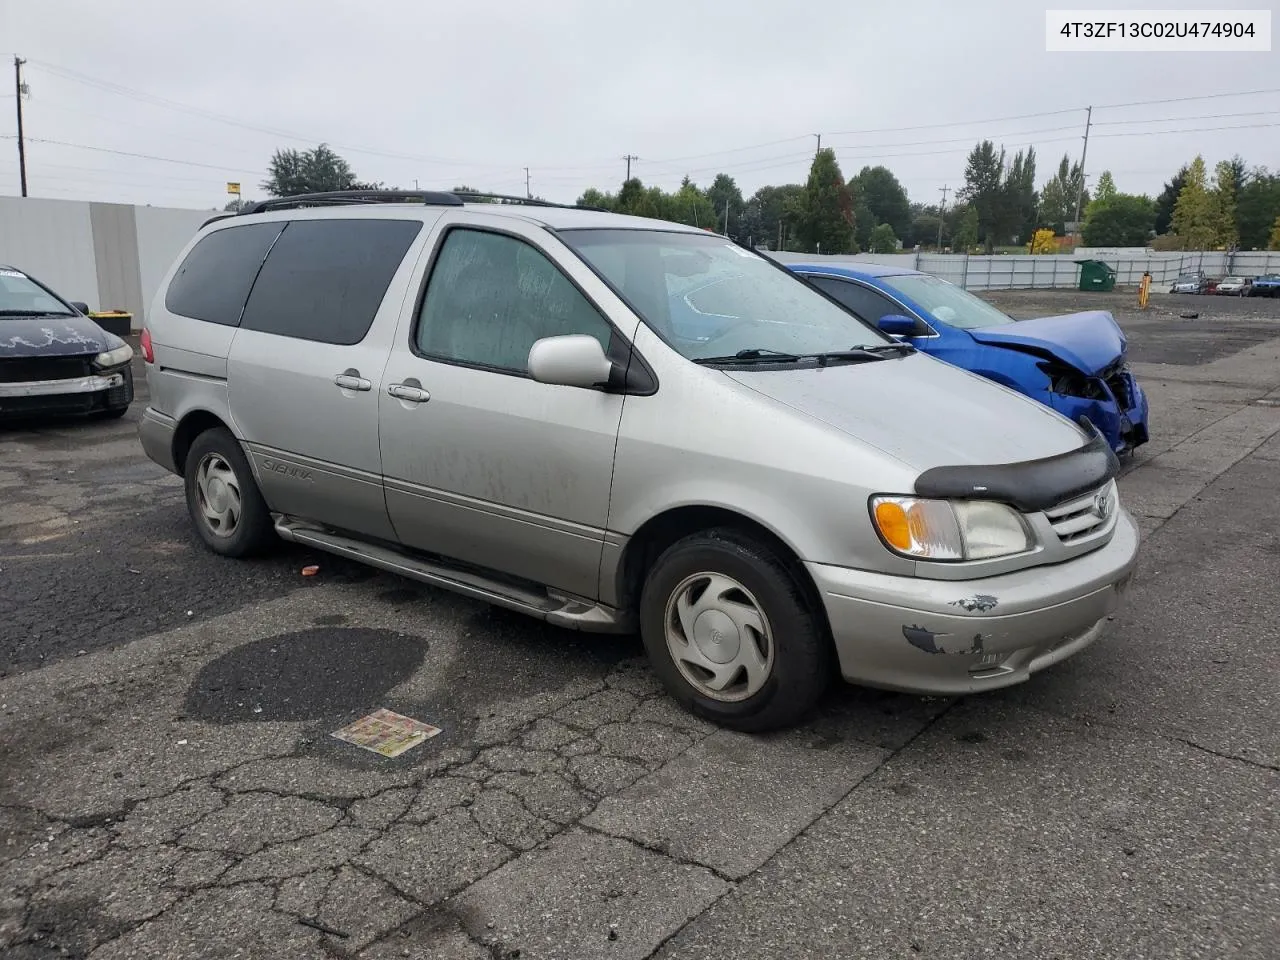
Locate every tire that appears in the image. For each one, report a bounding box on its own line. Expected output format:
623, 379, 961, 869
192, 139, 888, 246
639, 528, 832, 732
183, 426, 275, 558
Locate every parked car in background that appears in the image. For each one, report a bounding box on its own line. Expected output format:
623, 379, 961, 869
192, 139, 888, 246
0, 265, 134, 421
787, 263, 1149, 455
1249, 274, 1280, 297
137, 190, 1139, 731
1215, 276, 1251, 296
1170, 271, 1208, 294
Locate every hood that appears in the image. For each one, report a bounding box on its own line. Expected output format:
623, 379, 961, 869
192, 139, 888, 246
0, 314, 119, 359
966, 311, 1125, 375
723, 353, 1088, 471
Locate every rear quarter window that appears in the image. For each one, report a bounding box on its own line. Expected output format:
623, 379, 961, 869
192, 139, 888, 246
239, 219, 423, 345
164, 222, 285, 326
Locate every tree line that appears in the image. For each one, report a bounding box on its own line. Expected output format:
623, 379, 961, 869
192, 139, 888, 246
248, 142, 1280, 254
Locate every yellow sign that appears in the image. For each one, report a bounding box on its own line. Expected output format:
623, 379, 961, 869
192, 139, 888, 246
226, 182, 241, 195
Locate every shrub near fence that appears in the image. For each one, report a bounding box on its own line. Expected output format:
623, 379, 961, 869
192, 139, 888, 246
767, 250, 1280, 292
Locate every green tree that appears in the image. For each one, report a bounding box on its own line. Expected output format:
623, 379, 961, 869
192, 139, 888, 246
868, 223, 899, 253
795, 149, 853, 254
1004, 147, 1038, 242
1039, 154, 1089, 235
1153, 165, 1189, 235
705, 174, 745, 236
960, 140, 1007, 253
261, 144, 358, 196
1082, 193, 1156, 247
1213, 160, 1241, 247
576, 187, 615, 210
615, 178, 661, 218
1171, 156, 1218, 249
851, 166, 911, 241
1237, 169, 1280, 249
664, 176, 720, 230
952, 206, 980, 251
737, 184, 804, 249
1089, 171, 1117, 212
1269, 214, 1280, 250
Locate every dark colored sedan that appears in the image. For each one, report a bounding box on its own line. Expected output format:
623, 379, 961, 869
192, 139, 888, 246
0, 265, 134, 421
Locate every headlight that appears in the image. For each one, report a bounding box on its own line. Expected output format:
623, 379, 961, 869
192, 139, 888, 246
93, 344, 133, 369
870, 496, 1033, 561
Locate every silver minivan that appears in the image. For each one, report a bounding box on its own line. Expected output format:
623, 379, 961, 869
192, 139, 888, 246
138, 191, 1139, 731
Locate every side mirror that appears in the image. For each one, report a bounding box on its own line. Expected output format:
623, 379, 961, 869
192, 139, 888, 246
528, 334, 615, 389
877, 314, 918, 337
69, 301, 90, 314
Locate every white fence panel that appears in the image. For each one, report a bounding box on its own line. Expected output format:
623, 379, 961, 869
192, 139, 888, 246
768, 246, 1280, 291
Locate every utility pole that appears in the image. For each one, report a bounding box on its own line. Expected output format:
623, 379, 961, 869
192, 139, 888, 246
724, 201, 731, 237
524, 167, 531, 199
623, 154, 638, 181
13, 57, 28, 198
1071, 106, 1092, 246
813, 133, 822, 154
937, 184, 950, 249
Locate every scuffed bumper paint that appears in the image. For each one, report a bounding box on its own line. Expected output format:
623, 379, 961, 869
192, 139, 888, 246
808, 508, 1139, 696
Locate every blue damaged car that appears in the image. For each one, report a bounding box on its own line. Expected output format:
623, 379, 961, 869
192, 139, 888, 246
782, 263, 1150, 455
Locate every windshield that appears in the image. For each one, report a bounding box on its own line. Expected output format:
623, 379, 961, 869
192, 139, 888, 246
876, 272, 1014, 330
0, 269, 74, 317
559, 229, 889, 361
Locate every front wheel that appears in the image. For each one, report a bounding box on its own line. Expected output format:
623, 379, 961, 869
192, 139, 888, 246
639, 529, 832, 732
183, 426, 276, 558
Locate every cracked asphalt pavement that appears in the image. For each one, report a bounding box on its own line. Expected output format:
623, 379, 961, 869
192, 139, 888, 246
2, 290, 1278, 959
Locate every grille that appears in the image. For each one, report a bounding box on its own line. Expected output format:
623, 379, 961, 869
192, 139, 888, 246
1045, 483, 1114, 544
0, 355, 93, 383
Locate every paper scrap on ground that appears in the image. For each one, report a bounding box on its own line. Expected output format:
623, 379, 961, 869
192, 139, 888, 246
331, 708, 442, 758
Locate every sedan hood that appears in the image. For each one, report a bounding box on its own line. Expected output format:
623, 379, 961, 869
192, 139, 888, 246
967, 311, 1125, 375
724, 353, 1088, 471
0, 314, 119, 358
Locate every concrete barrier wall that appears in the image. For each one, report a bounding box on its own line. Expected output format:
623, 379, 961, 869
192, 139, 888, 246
0, 197, 210, 328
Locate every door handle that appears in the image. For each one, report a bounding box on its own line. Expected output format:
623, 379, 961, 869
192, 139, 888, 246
388, 382, 430, 403
333, 373, 372, 391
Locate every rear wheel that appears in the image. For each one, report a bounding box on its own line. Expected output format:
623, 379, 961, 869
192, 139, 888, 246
183, 426, 275, 557
639, 528, 831, 732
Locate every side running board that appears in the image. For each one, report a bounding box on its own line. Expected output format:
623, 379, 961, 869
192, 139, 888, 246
273, 517, 633, 634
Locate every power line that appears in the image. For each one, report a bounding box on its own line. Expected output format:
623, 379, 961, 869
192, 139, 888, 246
1092, 108, 1280, 127
1093, 86, 1280, 111
0, 135, 264, 173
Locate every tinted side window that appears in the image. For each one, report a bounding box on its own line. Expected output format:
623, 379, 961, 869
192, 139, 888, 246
164, 222, 284, 326
807, 276, 894, 321
416, 229, 613, 373
240, 219, 422, 345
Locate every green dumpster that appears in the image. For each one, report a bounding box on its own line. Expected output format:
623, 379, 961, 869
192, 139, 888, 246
1076, 259, 1116, 292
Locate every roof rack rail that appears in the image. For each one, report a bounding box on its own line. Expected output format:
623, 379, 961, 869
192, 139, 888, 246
200, 213, 236, 229
451, 191, 581, 210
234, 189, 597, 217
238, 190, 464, 215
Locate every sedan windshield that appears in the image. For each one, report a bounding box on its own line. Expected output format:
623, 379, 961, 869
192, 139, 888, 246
876, 273, 1014, 330
559, 230, 889, 361
0, 269, 74, 317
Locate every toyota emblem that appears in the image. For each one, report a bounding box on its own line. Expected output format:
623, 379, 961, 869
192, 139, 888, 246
1094, 489, 1112, 518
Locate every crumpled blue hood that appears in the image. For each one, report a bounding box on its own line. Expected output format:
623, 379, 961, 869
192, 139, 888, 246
967, 310, 1126, 376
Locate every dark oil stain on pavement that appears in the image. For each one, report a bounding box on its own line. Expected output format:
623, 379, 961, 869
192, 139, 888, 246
0, 501, 382, 676
183, 628, 427, 723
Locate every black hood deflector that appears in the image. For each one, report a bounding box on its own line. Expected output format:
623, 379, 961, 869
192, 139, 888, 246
913, 421, 1119, 512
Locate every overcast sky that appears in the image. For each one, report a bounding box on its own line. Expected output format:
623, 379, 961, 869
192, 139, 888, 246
1, 0, 1275, 211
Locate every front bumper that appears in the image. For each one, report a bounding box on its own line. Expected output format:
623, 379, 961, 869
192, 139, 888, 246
808, 508, 1139, 696
0, 369, 133, 418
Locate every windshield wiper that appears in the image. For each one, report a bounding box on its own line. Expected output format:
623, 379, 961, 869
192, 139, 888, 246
0, 309, 74, 317
694, 348, 803, 365
862, 342, 916, 356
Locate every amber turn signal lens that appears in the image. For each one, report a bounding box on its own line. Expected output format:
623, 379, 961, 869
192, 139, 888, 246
873, 500, 912, 551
